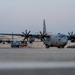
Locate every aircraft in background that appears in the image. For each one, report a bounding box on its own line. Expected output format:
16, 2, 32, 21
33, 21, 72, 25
0, 32, 28, 47
0, 19, 75, 48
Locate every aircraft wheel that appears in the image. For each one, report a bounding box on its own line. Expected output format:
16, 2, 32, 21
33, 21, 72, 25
46, 46, 49, 48
16, 45, 19, 47
11, 46, 13, 48
61, 46, 64, 48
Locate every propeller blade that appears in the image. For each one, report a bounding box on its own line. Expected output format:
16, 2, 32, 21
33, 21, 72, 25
22, 32, 25, 35
25, 30, 27, 34
71, 31, 73, 35
68, 32, 70, 35
40, 31, 43, 35
28, 31, 31, 34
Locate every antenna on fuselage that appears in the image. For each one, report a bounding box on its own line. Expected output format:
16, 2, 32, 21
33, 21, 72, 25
12, 32, 14, 42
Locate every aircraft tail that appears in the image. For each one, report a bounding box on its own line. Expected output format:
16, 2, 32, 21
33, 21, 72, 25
43, 19, 47, 35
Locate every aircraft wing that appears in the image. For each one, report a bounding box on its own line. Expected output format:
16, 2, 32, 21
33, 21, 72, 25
0, 33, 50, 44
0, 33, 50, 38
0, 33, 24, 36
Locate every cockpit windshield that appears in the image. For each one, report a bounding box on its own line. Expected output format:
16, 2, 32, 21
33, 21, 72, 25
59, 34, 66, 38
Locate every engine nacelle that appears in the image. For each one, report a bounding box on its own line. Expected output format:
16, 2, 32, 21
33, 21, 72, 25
71, 39, 75, 42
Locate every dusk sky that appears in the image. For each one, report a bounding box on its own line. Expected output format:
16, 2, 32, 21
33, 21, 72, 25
0, 0, 75, 34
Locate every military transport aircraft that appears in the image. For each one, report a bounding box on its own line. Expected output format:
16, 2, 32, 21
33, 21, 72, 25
0, 19, 75, 48
0, 32, 25, 47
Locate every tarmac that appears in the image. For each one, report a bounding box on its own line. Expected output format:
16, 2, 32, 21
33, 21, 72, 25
0, 48, 75, 75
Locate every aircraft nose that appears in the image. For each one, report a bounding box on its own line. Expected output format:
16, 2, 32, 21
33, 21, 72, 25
62, 38, 68, 44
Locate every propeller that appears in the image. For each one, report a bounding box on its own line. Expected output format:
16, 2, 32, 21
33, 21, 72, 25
68, 31, 75, 42
40, 31, 47, 35
68, 31, 74, 36
39, 31, 48, 41
22, 30, 31, 41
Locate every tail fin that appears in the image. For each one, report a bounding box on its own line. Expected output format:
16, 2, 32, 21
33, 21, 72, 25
43, 19, 47, 35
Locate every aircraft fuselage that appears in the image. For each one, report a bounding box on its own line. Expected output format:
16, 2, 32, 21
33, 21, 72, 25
43, 33, 68, 48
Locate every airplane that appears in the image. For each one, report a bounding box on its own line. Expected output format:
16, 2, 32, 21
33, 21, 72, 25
0, 19, 75, 48
0, 32, 28, 47
10, 33, 27, 47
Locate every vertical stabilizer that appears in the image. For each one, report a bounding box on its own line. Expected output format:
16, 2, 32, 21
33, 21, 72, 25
43, 19, 47, 35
